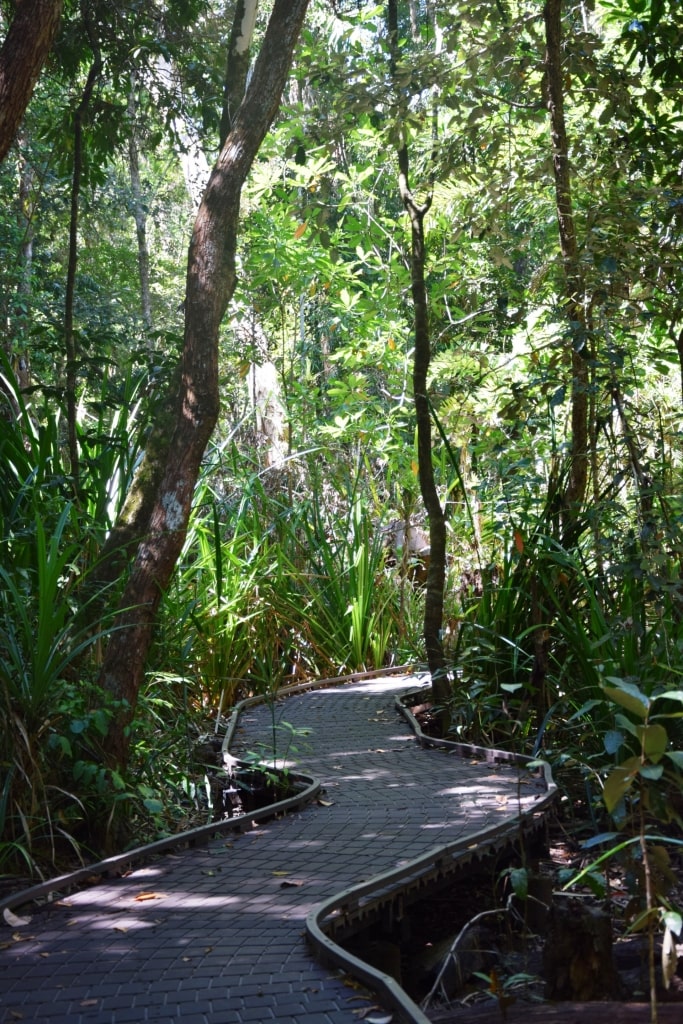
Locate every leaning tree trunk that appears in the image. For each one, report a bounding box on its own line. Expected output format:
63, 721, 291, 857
0, 0, 63, 163
388, 0, 449, 708
544, 0, 589, 538
98, 0, 310, 771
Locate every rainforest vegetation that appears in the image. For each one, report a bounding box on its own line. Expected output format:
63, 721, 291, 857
1, 0, 682, 959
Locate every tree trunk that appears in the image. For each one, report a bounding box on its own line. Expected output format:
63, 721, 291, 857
219, 0, 259, 146
388, 0, 449, 709
98, 0, 310, 771
543, 0, 589, 535
127, 79, 153, 332
64, 52, 102, 497
0, 0, 63, 164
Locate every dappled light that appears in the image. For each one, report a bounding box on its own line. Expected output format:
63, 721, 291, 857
2, 0, 682, 1018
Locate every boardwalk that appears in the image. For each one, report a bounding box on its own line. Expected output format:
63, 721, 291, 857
0, 674, 552, 1024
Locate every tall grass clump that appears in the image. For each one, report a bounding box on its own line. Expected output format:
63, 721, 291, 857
0, 363, 157, 877
156, 464, 405, 723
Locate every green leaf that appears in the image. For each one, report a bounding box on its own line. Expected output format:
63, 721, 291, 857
143, 798, 164, 814
637, 722, 668, 763
509, 867, 528, 900
604, 729, 624, 755
615, 713, 639, 738
653, 690, 683, 705
581, 832, 620, 849
602, 679, 649, 719
603, 755, 640, 813
664, 750, 683, 769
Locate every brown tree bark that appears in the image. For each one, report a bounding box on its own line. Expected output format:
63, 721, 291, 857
544, 0, 589, 534
388, 0, 449, 709
0, 0, 64, 164
98, 0, 310, 771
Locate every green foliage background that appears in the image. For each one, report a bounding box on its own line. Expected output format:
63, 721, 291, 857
1, 2, 682, 952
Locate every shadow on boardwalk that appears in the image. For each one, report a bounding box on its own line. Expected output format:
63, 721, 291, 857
0, 673, 552, 1024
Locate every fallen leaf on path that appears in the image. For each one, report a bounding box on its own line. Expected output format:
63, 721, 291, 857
272, 870, 289, 876
3, 908, 31, 928
317, 798, 334, 807
134, 892, 165, 902
280, 880, 303, 888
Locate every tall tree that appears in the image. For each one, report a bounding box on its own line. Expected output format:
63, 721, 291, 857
388, 0, 449, 707
98, 0, 310, 771
0, 0, 63, 163
544, 0, 589, 534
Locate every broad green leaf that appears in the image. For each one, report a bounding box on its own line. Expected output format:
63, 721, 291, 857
615, 713, 639, 738
509, 867, 528, 900
637, 722, 668, 763
653, 690, 683, 704
603, 756, 640, 813
604, 729, 624, 755
602, 679, 649, 719
664, 751, 683, 769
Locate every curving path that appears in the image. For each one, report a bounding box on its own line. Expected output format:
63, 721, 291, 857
0, 673, 553, 1024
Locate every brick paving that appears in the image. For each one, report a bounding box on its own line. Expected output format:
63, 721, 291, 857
0, 674, 550, 1024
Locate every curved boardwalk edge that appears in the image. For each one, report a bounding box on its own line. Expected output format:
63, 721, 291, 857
305, 684, 557, 1024
1, 666, 557, 1024
0, 665, 412, 919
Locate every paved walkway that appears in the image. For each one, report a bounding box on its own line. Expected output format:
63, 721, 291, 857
0, 674, 551, 1024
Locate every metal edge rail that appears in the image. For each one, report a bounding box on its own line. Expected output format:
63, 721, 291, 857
305, 685, 558, 1024
0, 772, 319, 919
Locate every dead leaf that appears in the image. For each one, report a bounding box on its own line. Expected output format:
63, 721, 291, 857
317, 798, 334, 807
114, 926, 128, 933
80, 999, 98, 1007
280, 880, 303, 888
134, 892, 165, 902
272, 871, 289, 876
4, 907, 31, 928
